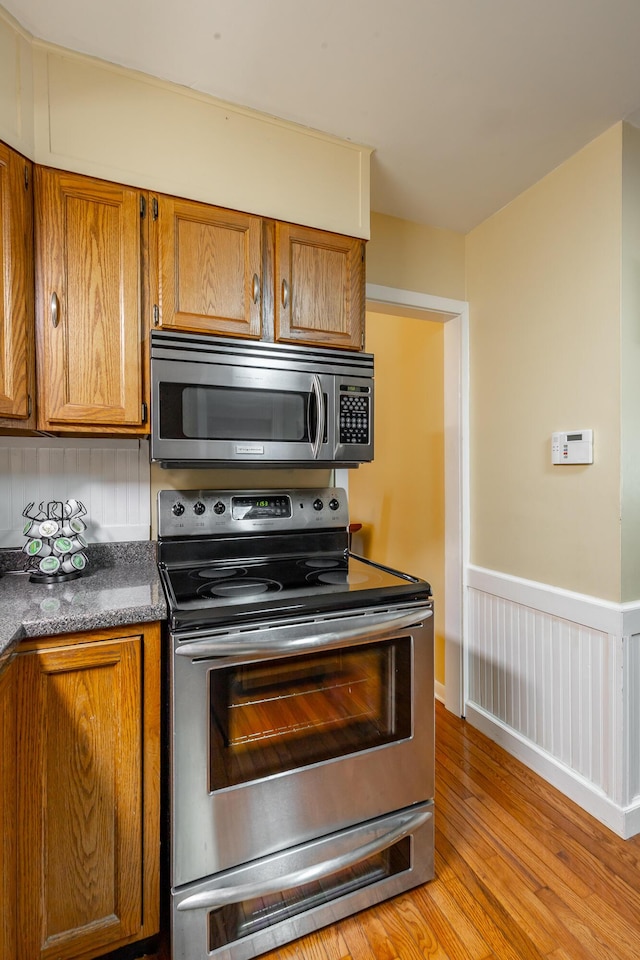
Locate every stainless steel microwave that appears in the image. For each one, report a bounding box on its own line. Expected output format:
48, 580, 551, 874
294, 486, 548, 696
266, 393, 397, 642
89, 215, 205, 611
150, 331, 374, 468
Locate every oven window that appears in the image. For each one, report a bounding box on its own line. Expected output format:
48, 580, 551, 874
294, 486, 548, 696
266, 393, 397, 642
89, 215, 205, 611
208, 837, 411, 951
209, 638, 411, 789
159, 382, 325, 442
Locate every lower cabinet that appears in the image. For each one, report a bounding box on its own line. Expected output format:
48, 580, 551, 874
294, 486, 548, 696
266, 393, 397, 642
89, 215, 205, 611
0, 622, 161, 960
0, 658, 17, 959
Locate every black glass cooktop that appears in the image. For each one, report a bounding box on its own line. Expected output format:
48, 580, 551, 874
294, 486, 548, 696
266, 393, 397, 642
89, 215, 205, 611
160, 551, 431, 631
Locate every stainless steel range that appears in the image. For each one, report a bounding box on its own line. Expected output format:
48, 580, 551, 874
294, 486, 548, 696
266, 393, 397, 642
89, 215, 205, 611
157, 487, 434, 960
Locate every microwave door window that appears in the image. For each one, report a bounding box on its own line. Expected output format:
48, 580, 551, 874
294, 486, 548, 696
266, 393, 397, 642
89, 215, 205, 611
183, 387, 305, 441
161, 384, 310, 442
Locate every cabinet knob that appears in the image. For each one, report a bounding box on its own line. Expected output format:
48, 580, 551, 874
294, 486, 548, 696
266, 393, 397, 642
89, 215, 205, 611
281, 279, 289, 309
50, 292, 60, 328
252, 274, 260, 304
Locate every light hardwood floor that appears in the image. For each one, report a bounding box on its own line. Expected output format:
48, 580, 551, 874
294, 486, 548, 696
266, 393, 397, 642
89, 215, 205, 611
261, 701, 640, 960
150, 701, 640, 960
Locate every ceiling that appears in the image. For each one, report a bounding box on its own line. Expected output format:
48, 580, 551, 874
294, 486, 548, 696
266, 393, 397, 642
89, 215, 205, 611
6, 0, 640, 234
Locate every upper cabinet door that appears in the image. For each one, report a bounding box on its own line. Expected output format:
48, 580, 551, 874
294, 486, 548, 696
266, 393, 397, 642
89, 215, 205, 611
0, 142, 35, 426
35, 169, 144, 430
153, 196, 263, 338
275, 224, 365, 350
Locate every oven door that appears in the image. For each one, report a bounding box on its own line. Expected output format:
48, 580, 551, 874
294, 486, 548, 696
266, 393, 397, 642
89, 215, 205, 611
151, 355, 336, 464
170, 603, 434, 887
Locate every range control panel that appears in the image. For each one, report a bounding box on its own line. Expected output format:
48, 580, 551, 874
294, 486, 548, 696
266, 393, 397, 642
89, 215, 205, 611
158, 487, 349, 538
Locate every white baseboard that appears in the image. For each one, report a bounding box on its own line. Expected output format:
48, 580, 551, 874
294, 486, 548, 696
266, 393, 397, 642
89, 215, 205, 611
435, 680, 446, 704
465, 702, 637, 838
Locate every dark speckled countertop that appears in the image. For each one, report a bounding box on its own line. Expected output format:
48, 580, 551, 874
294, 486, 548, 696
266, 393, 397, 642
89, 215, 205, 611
0, 541, 167, 673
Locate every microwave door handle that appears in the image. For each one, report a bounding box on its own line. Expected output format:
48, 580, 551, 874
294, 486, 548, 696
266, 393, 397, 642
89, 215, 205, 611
310, 374, 324, 459
176, 805, 432, 912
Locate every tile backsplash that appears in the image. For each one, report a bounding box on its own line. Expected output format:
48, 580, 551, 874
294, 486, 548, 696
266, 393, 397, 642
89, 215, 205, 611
0, 438, 151, 547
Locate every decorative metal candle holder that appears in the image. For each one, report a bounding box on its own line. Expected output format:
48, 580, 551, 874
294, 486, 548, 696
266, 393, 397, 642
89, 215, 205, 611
22, 500, 89, 583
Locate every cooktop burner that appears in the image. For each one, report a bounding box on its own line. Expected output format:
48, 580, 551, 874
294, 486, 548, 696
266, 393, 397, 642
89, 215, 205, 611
197, 578, 282, 599
175, 553, 352, 599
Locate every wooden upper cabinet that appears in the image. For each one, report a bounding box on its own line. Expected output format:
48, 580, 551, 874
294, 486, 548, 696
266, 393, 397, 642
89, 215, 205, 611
0, 142, 36, 428
153, 195, 263, 338
35, 169, 146, 432
275, 223, 365, 350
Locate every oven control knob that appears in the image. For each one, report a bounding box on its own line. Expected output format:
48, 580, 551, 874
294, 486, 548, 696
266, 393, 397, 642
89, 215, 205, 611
172, 502, 185, 517
193, 501, 206, 515
313, 498, 324, 511
329, 498, 340, 511
213, 501, 226, 515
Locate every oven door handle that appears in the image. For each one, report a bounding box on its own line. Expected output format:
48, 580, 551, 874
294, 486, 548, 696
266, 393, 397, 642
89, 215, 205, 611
176, 805, 431, 912
174, 605, 432, 660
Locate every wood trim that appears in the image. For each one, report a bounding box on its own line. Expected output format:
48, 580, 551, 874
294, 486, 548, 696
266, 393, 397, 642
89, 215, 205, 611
260, 218, 275, 342
18, 623, 154, 652
139, 621, 161, 939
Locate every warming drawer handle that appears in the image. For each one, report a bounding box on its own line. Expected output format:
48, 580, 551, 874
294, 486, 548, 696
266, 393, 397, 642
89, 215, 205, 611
176, 806, 432, 912
174, 605, 432, 660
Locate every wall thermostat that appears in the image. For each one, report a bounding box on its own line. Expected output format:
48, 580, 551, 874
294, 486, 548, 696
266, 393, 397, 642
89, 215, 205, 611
551, 430, 593, 465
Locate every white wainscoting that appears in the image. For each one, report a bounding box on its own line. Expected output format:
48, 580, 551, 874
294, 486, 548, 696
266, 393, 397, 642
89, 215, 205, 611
466, 565, 640, 838
0, 438, 151, 545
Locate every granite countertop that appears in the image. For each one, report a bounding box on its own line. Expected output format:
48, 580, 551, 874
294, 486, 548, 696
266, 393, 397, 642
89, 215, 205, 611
0, 541, 167, 673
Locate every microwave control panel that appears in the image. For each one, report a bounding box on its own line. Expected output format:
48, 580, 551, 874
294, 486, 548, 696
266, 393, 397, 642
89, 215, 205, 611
339, 386, 370, 445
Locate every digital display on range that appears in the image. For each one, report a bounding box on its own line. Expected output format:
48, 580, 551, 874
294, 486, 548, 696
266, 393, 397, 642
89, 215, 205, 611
231, 495, 292, 520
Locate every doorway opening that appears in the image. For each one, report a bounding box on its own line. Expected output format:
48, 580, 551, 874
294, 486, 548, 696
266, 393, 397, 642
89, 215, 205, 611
359, 284, 468, 716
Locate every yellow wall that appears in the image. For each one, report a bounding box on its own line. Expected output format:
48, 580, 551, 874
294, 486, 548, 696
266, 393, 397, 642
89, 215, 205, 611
466, 124, 623, 600
362, 213, 463, 687
0, 5, 370, 238
349, 311, 446, 684
7, 0, 635, 618
621, 124, 640, 601
0, 7, 33, 157
367, 211, 466, 300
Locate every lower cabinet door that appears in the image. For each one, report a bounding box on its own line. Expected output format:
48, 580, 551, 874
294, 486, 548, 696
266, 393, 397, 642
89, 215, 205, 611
15, 633, 153, 960
0, 659, 17, 960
